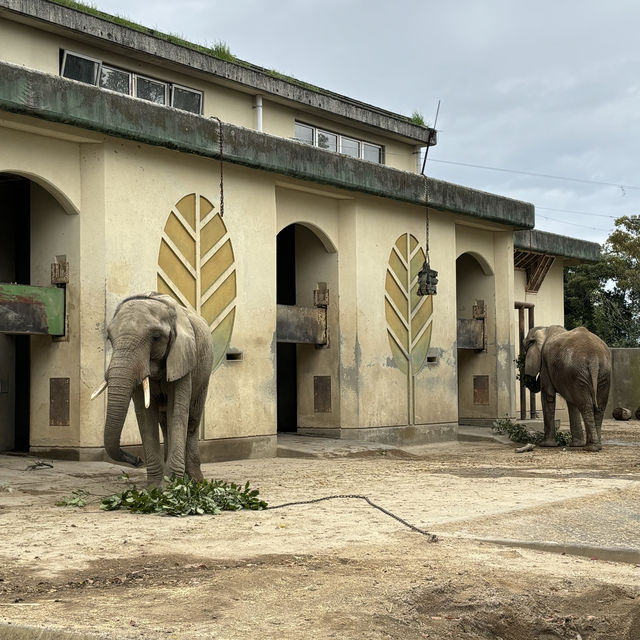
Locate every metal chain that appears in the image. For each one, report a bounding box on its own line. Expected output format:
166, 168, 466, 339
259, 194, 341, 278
268, 494, 438, 542
424, 176, 430, 260
211, 116, 224, 218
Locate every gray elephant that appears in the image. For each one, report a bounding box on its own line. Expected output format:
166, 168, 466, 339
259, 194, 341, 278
523, 325, 611, 451
92, 293, 214, 485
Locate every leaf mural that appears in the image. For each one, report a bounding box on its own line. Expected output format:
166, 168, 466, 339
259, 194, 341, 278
157, 193, 236, 373
385, 233, 434, 424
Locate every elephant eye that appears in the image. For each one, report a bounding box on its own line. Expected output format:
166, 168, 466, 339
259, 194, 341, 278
151, 333, 161, 342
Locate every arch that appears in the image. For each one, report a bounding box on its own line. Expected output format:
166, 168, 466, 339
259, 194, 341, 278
0, 170, 79, 215
456, 251, 498, 425
276, 220, 337, 254
275, 222, 339, 434
456, 249, 493, 276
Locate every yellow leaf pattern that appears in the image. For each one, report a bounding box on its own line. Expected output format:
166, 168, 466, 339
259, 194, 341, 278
157, 193, 236, 372
385, 233, 433, 423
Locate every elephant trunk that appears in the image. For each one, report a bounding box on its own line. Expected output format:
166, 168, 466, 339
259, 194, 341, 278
524, 374, 541, 394
103, 349, 147, 467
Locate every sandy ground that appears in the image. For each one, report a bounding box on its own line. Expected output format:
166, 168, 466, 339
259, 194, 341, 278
0, 420, 639, 639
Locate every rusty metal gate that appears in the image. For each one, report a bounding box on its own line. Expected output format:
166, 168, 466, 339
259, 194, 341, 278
276, 288, 329, 346
0, 283, 66, 336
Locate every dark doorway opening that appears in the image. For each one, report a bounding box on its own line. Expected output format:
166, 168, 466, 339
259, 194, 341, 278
0, 174, 31, 452
276, 225, 297, 432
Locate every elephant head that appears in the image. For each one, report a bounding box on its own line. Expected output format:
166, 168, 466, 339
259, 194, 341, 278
522, 325, 566, 392
92, 293, 198, 467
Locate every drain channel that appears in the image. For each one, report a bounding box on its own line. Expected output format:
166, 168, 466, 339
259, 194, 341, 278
475, 537, 640, 564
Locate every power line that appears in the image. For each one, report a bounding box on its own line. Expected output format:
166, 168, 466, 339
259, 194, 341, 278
535, 214, 612, 232
427, 158, 640, 191
536, 206, 617, 219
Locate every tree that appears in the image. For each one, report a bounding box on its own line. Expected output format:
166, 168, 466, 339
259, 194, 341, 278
564, 215, 640, 347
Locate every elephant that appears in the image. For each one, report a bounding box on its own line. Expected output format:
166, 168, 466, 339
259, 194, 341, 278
523, 325, 611, 451
92, 292, 214, 485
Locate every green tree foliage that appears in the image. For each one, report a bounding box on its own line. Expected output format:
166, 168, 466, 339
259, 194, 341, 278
564, 215, 640, 347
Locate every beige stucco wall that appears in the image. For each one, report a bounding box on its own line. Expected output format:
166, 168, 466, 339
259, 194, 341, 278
99, 144, 278, 444
414, 211, 458, 425
514, 258, 568, 424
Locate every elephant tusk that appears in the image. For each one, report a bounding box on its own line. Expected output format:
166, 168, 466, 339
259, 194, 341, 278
143, 376, 150, 409
90, 380, 108, 400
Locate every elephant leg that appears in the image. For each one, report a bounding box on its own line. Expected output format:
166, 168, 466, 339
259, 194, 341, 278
164, 377, 191, 478
582, 404, 601, 452
185, 391, 207, 482
567, 403, 586, 447
158, 406, 168, 463
540, 390, 558, 447
595, 377, 610, 445
132, 389, 163, 486
594, 404, 605, 445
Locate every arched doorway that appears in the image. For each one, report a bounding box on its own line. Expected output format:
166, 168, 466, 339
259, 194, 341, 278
456, 252, 497, 425
0, 172, 75, 453
0, 174, 31, 451
276, 223, 338, 433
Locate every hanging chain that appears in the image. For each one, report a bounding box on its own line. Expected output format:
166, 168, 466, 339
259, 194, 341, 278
424, 176, 430, 261
211, 116, 224, 218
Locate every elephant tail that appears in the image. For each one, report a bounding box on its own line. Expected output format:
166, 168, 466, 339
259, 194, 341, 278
588, 359, 600, 408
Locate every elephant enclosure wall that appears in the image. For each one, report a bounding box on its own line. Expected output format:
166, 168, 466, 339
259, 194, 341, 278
606, 348, 640, 417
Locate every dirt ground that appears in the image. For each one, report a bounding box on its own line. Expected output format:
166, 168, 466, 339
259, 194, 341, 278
1, 420, 640, 639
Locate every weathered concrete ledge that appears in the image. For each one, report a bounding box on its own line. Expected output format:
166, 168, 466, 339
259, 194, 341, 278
297, 423, 459, 445
0, 62, 535, 229
514, 229, 600, 262
31, 435, 277, 464
0, 0, 434, 144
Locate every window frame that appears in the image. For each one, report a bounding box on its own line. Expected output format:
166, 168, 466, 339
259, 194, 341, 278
294, 121, 384, 164
134, 73, 169, 105
60, 50, 101, 85
171, 83, 204, 115
98, 63, 132, 95
59, 50, 203, 115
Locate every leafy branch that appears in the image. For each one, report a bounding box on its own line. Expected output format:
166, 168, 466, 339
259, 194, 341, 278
492, 416, 572, 446
56, 475, 268, 516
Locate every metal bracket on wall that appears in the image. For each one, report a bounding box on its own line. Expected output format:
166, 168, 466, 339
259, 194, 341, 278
456, 299, 486, 351
275, 288, 329, 348
51, 256, 69, 342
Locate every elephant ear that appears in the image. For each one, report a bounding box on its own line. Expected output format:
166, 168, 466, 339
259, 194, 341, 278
524, 329, 546, 377
166, 305, 197, 382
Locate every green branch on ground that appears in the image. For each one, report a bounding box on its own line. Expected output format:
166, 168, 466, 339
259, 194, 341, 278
492, 416, 572, 446
56, 475, 268, 516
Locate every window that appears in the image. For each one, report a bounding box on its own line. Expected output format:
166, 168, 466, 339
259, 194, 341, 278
99, 65, 131, 94
172, 85, 203, 115
136, 75, 168, 105
294, 122, 314, 145
61, 51, 99, 85
59, 50, 202, 114
340, 136, 360, 158
363, 142, 382, 163
317, 129, 337, 152
294, 121, 383, 163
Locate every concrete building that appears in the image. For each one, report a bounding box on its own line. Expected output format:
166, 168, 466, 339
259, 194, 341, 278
0, 0, 599, 461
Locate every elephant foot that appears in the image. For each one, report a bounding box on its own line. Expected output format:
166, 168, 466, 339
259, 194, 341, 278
186, 468, 204, 483
569, 440, 586, 448
584, 443, 602, 452
539, 438, 558, 447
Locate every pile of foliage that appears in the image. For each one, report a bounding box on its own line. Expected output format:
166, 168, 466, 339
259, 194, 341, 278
57, 475, 268, 516
492, 416, 572, 447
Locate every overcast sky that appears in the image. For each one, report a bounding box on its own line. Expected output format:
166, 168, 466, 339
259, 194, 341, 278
93, 0, 640, 245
